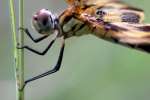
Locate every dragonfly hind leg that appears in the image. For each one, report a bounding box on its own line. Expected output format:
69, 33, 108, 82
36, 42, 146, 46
20, 37, 65, 90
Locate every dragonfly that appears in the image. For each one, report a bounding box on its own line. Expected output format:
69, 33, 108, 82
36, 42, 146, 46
18, 0, 150, 89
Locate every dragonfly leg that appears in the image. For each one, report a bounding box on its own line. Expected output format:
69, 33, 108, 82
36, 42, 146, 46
17, 30, 59, 55
17, 39, 55, 55
19, 27, 48, 43
21, 37, 65, 90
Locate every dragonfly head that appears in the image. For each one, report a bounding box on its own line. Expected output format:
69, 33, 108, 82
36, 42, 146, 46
32, 9, 59, 35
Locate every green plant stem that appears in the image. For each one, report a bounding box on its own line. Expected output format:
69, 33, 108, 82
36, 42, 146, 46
9, 0, 25, 100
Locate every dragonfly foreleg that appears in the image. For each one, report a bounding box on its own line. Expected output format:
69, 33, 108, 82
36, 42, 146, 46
17, 39, 55, 55
17, 29, 59, 55
19, 27, 49, 43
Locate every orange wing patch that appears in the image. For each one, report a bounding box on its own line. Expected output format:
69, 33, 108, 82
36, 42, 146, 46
66, 0, 144, 23
65, 0, 117, 7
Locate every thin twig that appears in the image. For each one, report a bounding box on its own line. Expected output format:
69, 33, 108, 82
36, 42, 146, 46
9, 0, 25, 100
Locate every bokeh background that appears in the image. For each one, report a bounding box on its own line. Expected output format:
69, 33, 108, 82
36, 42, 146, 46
1, 0, 150, 100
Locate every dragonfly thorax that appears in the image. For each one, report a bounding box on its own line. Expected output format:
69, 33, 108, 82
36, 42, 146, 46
32, 9, 60, 35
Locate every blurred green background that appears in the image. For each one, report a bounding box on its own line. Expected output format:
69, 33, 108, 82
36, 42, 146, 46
1, 0, 150, 100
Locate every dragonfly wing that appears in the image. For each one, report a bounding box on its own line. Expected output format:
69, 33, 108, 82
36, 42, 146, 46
77, 13, 150, 53
96, 1, 144, 23
65, 0, 144, 23
79, 1, 144, 23
65, 0, 117, 6
63, 0, 150, 52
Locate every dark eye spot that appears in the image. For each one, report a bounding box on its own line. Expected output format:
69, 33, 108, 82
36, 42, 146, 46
33, 16, 38, 21
96, 10, 106, 16
42, 18, 48, 26
121, 12, 140, 23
